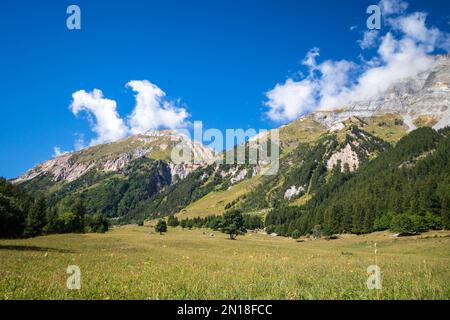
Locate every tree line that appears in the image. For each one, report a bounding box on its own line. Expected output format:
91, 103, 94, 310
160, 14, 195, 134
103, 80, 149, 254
157, 211, 264, 239
0, 178, 108, 239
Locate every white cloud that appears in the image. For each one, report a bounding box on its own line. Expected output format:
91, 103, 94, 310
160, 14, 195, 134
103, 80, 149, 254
69, 81, 190, 147
379, 0, 408, 16
264, 0, 448, 122
389, 12, 448, 51
126, 80, 189, 134
265, 79, 317, 122
359, 30, 379, 49
70, 89, 129, 146
302, 47, 320, 69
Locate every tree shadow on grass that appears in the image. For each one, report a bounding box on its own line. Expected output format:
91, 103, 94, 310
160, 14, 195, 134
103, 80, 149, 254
0, 245, 76, 253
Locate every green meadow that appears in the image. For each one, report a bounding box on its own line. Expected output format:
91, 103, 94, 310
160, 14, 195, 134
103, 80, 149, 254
0, 226, 449, 300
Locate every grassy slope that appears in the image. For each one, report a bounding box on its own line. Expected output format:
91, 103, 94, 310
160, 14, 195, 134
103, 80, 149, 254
175, 118, 327, 219
0, 226, 448, 299
176, 174, 262, 219
177, 114, 411, 218
72, 133, 176, 163
362, 114, 408, 144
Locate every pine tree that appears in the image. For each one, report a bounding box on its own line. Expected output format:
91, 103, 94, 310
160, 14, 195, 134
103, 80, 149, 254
71, 198, 86, 233
24, 195, 47, 238
167, 215, 179, 227
155, 219, 167, 235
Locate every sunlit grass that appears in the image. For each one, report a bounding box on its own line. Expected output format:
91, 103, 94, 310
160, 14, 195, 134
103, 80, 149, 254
0, 227, 448, 300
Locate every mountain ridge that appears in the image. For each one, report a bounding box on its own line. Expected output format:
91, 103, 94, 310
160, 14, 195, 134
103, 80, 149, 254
10, 55, 450, 223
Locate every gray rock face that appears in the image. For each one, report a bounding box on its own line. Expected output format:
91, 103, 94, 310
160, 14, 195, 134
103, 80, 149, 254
13, 130, 214, 184
309, 55, 450, 129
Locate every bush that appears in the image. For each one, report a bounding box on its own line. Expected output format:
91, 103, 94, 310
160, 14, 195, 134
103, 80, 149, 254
312, 225, 322, 239
410, 215, 429, 233
291, 230, 301, 239
167, 215, 179, 227
56, 212, 79, 234
208, 216, 223, 230
391, 213, 443, 234
243, 214, 263, 230
85, 214, 109, 233
424, 212, 442, 230
265, 225, 276, 234
374, 213, 393, 231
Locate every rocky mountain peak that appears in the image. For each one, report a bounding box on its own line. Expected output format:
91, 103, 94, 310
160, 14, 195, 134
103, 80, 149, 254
308, 55, 449, 131
12, 129, 215, 184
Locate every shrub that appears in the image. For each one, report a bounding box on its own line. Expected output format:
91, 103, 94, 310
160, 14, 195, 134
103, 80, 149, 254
391, 213, 443, 234
312, 225, 322, 239
374, 213, 393, 231
265, 225, 276, 234
291, 230, 301, 239
390, 214, 416, 234
85, 214, 109, 233
243, 214, 263, 230
167, 215, 179, 227
424, 212, 442, 230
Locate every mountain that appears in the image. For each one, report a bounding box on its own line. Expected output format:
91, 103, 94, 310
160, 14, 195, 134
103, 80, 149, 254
309, 55, 450, 130
11, 55, 450, 225
13, 130, 214, 217
13, 130, 214, 185
265, 126, 450, 236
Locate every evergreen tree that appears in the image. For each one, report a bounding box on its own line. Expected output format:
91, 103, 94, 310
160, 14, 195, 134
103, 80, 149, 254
167, 215, 179, 227
155, 219, 167, 235
71, 198, 86, 233
24, 194, 47, 237
220, 210, 246, 240
44, 206, 59, 234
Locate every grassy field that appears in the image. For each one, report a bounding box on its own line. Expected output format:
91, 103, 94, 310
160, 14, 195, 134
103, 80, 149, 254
0, 226, 449, 300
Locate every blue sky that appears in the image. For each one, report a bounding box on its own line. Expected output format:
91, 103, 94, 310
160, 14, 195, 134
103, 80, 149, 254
0, 0, 449, 179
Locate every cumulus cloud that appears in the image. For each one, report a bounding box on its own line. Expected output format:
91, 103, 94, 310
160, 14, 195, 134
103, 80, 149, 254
70, 89, 129, 145
264, 0, 449, 123
265, 79, 317, 122
389, 12, 449, 51
126, 80, 189, 134
69, 81, 190, 147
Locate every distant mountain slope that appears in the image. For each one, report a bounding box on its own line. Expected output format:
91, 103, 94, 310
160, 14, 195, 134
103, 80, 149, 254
266, 127, 450, 236
11, 55, 449, 224
12, 130, 214, 217
309, 55, 450, 130
13, 130, 214, 186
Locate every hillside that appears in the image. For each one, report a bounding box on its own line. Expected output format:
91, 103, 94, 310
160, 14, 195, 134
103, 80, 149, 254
9, 55, 450, 226
12, 131, 214, 218
266, 127, 450, 236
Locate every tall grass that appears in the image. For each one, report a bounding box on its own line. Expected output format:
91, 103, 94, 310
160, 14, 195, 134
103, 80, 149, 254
0, 226, 448, 299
